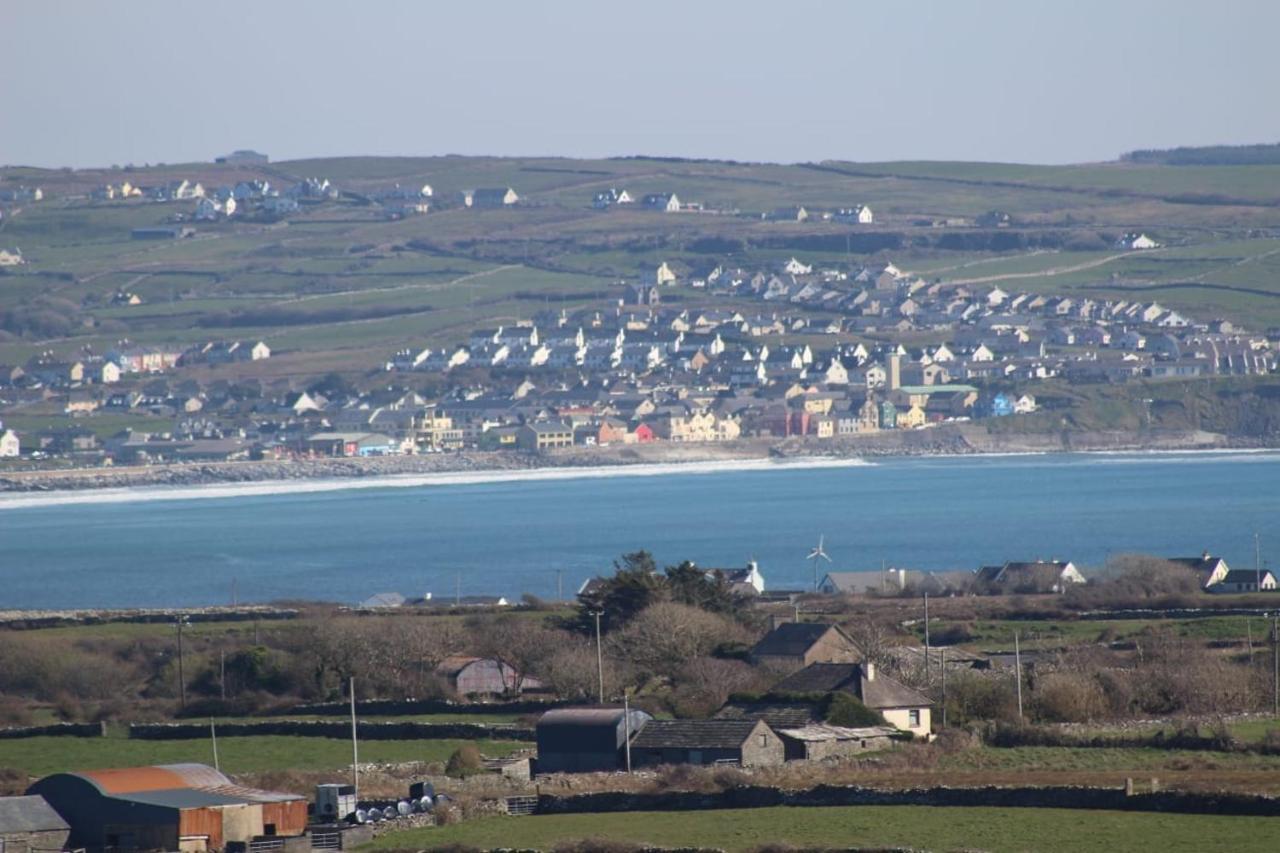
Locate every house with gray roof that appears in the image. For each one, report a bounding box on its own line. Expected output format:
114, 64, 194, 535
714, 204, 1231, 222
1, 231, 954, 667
0, 795, 70, 853
770, 662, 932, 738
630, 718, 784, 768
750, 622, 861, 671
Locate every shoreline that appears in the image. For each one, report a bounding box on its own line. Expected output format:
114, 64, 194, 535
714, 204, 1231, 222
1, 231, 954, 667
0, 425, 1270, 508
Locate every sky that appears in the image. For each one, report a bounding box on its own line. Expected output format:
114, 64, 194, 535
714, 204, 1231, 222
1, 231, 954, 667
3, 0, 1278, 169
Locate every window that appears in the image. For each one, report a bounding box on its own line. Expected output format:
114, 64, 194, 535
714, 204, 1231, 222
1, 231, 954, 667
909, 709, 921, 727
759, 734, 768, 747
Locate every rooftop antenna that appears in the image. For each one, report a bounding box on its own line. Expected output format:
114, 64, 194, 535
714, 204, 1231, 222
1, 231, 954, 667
807, 535, 832, 592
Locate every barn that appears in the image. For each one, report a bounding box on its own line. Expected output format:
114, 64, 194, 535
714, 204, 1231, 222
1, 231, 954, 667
630, 719, 785, 768
535, 707, 652, 773
28, 764, 307, 853
0, 795, 70, 853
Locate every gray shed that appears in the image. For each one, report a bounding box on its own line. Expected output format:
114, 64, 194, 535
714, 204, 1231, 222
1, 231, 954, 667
0, 795, 71, 853
535, 707, 652, 774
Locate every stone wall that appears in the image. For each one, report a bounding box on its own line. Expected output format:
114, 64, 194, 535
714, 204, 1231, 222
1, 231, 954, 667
289, 698, 562, 717
0, 722, 104, 739
535, 783, 1280, 817
129, 720, 535, 742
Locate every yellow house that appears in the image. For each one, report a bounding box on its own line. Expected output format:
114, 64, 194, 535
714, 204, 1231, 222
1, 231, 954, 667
897, 403, 927, 429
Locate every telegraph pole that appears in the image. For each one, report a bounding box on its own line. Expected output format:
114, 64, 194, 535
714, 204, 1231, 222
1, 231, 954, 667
1257, 533, 1263, 592
590, 610, 605, 703
923, 592, 931, 682
940, 647, 948, 728
176, 616, 188, 710
1014, 631, 1024, 722
210, 719, 220, 771
623, 692, 633, 773
1273, 613, 1279, 718
350, 677, 360, 798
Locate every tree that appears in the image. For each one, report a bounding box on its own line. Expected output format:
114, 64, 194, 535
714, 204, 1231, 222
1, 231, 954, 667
609, 602, 743, 678
571, 550, 667, 633
665, 561, 737, 614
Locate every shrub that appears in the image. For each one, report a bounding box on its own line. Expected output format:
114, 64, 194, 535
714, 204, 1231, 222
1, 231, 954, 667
825, 693, 886, 727
444, 744, 484, 778
1031, 672, 1108, 723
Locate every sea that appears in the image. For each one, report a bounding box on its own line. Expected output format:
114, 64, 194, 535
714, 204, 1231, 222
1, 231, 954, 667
1, 451, 1278, 610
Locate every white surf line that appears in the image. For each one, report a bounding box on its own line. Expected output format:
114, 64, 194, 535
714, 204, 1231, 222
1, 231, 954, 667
0, 457, 873, 510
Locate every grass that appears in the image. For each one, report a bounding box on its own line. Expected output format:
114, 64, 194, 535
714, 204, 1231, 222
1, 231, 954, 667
0, 734, 525, 778
361, 804, 1280, 852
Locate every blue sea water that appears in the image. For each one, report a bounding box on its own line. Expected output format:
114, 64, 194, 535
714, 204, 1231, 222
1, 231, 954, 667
1, 451, 1278, 609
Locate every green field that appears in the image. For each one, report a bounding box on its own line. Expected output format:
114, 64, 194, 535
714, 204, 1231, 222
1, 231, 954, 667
0, 734, 525, 777
5, 153, 1280, 385
362, 805, 1279, 852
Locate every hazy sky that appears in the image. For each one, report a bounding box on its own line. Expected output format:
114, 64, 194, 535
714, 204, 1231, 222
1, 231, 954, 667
4, 0, 1277, 168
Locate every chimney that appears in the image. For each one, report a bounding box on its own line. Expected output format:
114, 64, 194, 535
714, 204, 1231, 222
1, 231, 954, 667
887, 353, 901, 390
864, 661, 876, 681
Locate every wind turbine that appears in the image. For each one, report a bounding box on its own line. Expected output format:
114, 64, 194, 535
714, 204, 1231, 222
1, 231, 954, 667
807, 535, 832, 592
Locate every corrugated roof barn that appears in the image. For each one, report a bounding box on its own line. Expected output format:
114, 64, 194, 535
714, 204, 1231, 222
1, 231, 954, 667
27, 763, 307, 853
535, 707, 652, 774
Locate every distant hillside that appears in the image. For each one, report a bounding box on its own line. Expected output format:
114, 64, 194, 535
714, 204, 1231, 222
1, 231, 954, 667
1122, 142, 1280, 166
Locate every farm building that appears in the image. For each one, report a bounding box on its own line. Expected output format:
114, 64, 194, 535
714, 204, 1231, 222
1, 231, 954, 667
434, 655, 542, 697
535, 707, 652, 774
629, 719, 785, 768
0, 795, 70, 853
770, 662, 933, 738
774, 724, 900, 761
750, 621, 862, 671
28, 763, 307, 853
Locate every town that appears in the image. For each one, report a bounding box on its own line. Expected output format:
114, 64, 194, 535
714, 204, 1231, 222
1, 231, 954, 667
1, 167, 1274, 467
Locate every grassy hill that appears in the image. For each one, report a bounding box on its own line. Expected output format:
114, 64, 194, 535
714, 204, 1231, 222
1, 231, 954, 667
2, 155, 1279, 382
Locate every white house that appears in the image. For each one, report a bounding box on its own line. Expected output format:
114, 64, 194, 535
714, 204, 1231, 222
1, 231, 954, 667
1120, 233, 1160, 250
643, 193, 681, 212
835, 205, 874, 224
0, 429, 19, 457
0, 248, 25, 266
783, 257, 813, 276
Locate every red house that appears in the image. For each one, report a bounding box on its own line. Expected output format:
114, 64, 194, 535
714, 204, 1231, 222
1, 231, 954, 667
632, 423, 656, 443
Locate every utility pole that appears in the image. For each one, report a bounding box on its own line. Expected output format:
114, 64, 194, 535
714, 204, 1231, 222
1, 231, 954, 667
1014, 631, 1024, 723
556, 569, 563, 602
220, 650, 227, 700
590, 610, 605, 703
1273, 612, 1279, 719
923, 592, 931, 683
1257, 533, 1263, 592
349, 677, 359, 798
210, 719, 220, 771
623, 692, 633, 773
455, 572, 461, 607
176, 616, 188, 710
940, 647, 948, 729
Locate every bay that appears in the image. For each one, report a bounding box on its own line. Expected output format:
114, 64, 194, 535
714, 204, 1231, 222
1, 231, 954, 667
1, 451, 1278, 610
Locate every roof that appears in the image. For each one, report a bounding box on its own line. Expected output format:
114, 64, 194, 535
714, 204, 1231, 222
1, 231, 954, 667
630, 719, 763, 750
435, 655, 484, 676
40, 764, 302, 806
715, 702, 822, 729
538, 707, 630, 728
1168, 555, 1226, 574
751, 622, 844, 658
1219, 570, 1275, 585
0, 796, 69, 834
775, 724, 899, 742
771, 663, 932, 710
360, 592, 405, 608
